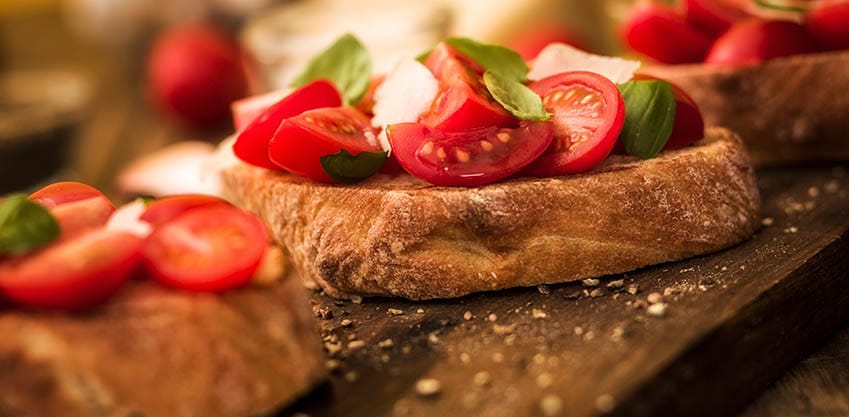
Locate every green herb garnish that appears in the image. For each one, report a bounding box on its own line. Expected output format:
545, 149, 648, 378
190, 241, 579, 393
291, 33, 372, 105
0, 195, 60, 255
320, 150, 388, 183
617, 80, 677, 159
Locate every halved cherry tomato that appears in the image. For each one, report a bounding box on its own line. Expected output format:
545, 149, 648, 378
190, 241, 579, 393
355, 75, 385, 116
234, 80, 342, 170
683, 0, 747, 38
705, 19, 819, 66
142, 206, 267, 292
622, 2, 714, 64
140, 194, 230, 227
421, 43, 515, 131
0, 229, 143, 310
269, 107, 381, 183
806, 1, 849, 51
633, 74, 704, 149
524, 71, 624, 176
387, 121, 554, 187
29, 182, 115, 237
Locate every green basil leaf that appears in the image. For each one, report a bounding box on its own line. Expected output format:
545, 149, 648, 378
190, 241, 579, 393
483, 71, 550, 121
0, 194, 60, 255
290, 33, 372, 106
320, 150, 387, 183
415, 48, 432, 64
617, 80, 676, 159
445, 37, 529, 82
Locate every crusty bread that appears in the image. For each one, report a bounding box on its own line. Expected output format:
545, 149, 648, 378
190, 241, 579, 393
642, 50, 849, 166
222, 127, 760, 300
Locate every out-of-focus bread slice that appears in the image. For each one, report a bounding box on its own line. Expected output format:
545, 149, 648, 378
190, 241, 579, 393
222, 127, 760, 300
643, 51, 849, 166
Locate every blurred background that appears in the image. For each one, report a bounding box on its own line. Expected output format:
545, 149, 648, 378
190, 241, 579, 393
0, 0, 626, 196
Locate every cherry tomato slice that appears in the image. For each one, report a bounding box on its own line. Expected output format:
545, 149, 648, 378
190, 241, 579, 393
806, 1, 849, 51
421, 43, 515, 131
29, 182, 115, 238
705, 19, 819, 66
140, 194, 231, 227
683, 0, 747, 38
269, 107, 381, 183
231, 89, 291, 132
234, 80, 342, 170
0, 229, 143, 310
387, 121, 554, 187
142, 206, 267, 292
622, 2, 714, 64
633, 74, 704, 149
524, 71, 625, 176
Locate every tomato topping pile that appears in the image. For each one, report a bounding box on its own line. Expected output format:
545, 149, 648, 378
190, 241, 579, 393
622, 0, 849, 66
0, 183, 272, 311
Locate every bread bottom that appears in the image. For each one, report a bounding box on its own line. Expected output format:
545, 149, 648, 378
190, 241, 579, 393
223, 127, 761, 300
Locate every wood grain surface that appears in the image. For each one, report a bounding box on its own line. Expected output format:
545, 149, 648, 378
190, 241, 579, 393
280, 165, 849, 417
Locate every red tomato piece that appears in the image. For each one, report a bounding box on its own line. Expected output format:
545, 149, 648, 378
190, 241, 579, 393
29, 182, 115, 237
268, 107, 382, 183
387, 121, 554, 187
140, 194, 230, 227
524, 72, 625, 176
231, 89, 290, 132
705, 19, 819, 66
234, 80, 342, 170
622, 2, 714, 64
633, 74, 705, 149
683, 0, 747, 38
142, 206, 268, 292
421, 43, 515, 131
0, 229, 143, 310
806, 1, 849, 51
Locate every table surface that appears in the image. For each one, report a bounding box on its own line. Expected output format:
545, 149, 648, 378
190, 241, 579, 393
4, 11, 849, 417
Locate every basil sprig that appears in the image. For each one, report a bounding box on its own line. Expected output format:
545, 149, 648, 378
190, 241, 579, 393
0, 194, 60, 255
444, 37, 529, 83
483, 71, 550, 121
617, 80, 677, 160
320, 150, 387, 183
290, 33, 372, 106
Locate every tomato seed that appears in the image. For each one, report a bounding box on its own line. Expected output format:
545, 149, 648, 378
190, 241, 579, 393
436, 147, 447, 160
480, 140, 494, 152
421, 141, 434, 155
497, 132, 511, 144
455, 149, 471, 163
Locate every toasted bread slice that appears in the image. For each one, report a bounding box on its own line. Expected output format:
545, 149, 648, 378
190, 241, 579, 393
643, 51, 849, 166
222, 127, 760, 300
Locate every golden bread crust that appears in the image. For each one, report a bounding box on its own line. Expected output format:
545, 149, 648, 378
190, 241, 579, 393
222, 127, 760, 300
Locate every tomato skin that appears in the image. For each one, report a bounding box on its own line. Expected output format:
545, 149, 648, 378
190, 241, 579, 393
29, 182, 109, 209
387, 121, 554, 187
142, 206, 268, 293
705, 19, 819, 66
525, 72, 625, 176
683, 0, 746, 38
29, 182, 115, 238
421, 43, 515, 131
269, 107, 381, 183
140, 194, 230, 227
623, 2, 714, 64
0, 229, 142, 310
231, 89, 291, 132
234, 80, 342, 170
632, 74, 704, 149
806, 1, 849, 51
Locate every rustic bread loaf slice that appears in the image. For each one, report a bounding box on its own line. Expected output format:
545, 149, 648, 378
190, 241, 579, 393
222, 127, 760, 300
642, 51, 849, 166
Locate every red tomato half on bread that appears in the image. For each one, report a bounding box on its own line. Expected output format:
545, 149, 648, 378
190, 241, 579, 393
234, 80, 342, 170
705, 19, 819, 66
622, 2, 714, 64
140, 194, 231, 227
806, 1, 849, 51
268, 107, 381, 183
29, 182, 115, 238
524, 72, 625, 176
387, 121, 553, 187
142, 206, 267, 292
421, 43, 515, 131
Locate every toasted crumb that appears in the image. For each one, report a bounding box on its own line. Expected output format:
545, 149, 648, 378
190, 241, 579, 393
401, 345, 412, 355
596, 394, 616, 412
463, 311, 474, 321
473, 371, 492, 386
808, 186, 820, 198
589, 289, 604, 298
574, 326, 584, 336
325, 359, 341, 372
626, 284, 639, 295
416, 308, 425, 314
348, 340, 366, 350
324, 341, 342, 356
428, 332, 440, 344
610, 326, 625, 342
491, 352, 504, 363
582, 278, 600, 287
459, 352, 471, 364
415, 378, 441, 397
537, 284, 551, 295
540, 395, 563, 416
536, 373, 554, 388
785, 226, 799, 233
493, 323, 516, 335
632, 299, 648, 310
583, 331, 596, 341
388, 308, 405, 316
378, 338, 394, 349
607, 279, 625, 289
761, 217, 774, 227
341, 319, 353, 328
488, 313, 498, 322
647, 292, 663, 304
350, 295, 363, 304
647, 303, 668, 317
345, 371, 358, 382
532, 308, 547, 319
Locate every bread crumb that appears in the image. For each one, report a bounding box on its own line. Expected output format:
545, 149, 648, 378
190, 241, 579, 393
488, 313, 498, 322
540, 394, 563, 416
761, 217, 774, 227
574, 326, 584, 336
596, 394, 616, 412
493, 323, 516, 335
627, 284, 639, 295
808, 186, 820, 198
428, 332, 440, 344
351, 295, 363, 304
632, 299, 648, 310
825, 180, 840, 193
583, 331, 595, 341
537, 284, 551, 295
415, 378, 441, 397
492, 352, 504, 363
647, 292, 663, 304
348, 340, 366, 350
647, 303, 668, 317
607, 279, 625, 289
459, 352, 471, 364
378, 338, 394, 349
785, 226, 798, 233
536, 373, 553, 388
324, 341, 342, 356
463, 311, 474, 321
341, 319, 353, 327
388, 308, 405, 316
589, 289, 604, 298
474, 371, 492, 386
582, 278, 600, 287
532, 308, 548, 319
416, 308, 425, 314
610, 326, 625, 342
325, 359, 341, 372
345, 371, 358, 382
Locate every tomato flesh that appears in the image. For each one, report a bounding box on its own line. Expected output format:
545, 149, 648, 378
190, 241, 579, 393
0, 229, 142, 310
231, 88, 291, 132
806, 1, 849, 51
140, 194, 231, 227
29, 182, 115, 238
683, 0, 746, 38
143, 206, 267, 292
387, 121, 554, 187
622, 2, 713, 64
421, 43, 515, 131
29, 182, 110, 209
234, 80, 342, 170
525, 71, 624, 176
705, 19, 819, 66
269, 107, 381, 183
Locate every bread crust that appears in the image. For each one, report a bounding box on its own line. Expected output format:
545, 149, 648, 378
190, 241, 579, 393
222, 127, 760, 300
642, 50, 849, 166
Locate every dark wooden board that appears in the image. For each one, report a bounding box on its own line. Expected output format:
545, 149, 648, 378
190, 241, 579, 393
282, 165, 849, 417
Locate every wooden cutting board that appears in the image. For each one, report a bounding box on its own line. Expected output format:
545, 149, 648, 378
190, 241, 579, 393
283, 164, 849, 417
